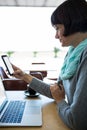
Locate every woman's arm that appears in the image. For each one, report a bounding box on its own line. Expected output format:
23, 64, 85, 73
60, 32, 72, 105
12, 64, 53, 98
56, 54, 87, 130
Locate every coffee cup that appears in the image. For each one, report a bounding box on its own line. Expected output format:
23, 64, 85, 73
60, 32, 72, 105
28, 87, 36, 95
26, 84, 36, 95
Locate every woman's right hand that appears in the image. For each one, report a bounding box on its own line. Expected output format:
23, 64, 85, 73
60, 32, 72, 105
12, 64, 26, 80
12, 64, 33, 83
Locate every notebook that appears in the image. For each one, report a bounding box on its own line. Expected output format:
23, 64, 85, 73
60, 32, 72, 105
0, 77, 42, 127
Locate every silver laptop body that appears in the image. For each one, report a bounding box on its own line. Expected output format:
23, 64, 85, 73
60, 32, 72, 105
0, 77, 42, 127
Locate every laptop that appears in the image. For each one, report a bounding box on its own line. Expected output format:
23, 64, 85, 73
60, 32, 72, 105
0, 77, 42, 127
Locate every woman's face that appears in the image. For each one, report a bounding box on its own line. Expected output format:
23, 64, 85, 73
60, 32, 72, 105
54, 24, 77, 47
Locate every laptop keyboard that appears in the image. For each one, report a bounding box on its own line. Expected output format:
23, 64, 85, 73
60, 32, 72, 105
0, 101, 26, 123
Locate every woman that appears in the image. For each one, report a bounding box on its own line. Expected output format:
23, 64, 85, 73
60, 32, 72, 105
13, 0, 87, 130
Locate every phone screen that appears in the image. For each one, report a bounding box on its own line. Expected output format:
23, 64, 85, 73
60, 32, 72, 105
1, 55, 14, 75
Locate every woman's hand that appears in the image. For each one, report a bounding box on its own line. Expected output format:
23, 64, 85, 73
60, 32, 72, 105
12, 64, 33, 83
12, 64, 25, 80
50, 83, 65, 103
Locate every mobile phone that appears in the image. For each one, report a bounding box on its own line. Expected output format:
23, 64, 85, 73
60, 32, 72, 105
1, 55, 14, 75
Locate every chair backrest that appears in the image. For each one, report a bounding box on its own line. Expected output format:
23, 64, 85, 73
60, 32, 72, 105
0, 66, 8, 79
30, 72, 43, 80
31, 62, 47, 78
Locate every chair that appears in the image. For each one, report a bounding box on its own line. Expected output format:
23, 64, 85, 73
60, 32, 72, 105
0, 66, 28, 90
30, 62, 47, 78
0, 66, 43, 90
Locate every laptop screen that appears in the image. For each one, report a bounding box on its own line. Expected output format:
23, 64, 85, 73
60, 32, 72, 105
0, 77, 7, 107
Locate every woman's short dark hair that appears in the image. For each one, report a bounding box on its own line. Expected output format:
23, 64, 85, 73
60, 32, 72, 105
51, 0, 87, 36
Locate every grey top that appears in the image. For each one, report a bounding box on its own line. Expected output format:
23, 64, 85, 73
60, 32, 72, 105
29, 46, 87, 130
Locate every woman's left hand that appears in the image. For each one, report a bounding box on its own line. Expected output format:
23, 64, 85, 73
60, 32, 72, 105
50, 83, 65, 103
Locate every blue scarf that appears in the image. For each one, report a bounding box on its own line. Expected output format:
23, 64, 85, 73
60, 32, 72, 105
60, 39, 87, 80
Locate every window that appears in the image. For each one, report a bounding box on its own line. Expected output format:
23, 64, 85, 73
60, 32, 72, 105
0, 7, 60, 51
0, 7, 68, 75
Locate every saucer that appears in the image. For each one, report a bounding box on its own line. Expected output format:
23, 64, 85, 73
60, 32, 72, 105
24, 91, 40, 97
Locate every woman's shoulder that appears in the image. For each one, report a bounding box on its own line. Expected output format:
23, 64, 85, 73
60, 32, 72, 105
80, 45, 87, 61
82, 45, 87, 55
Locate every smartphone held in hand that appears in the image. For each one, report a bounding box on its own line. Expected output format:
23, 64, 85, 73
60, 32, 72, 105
1, 55, 14, 75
